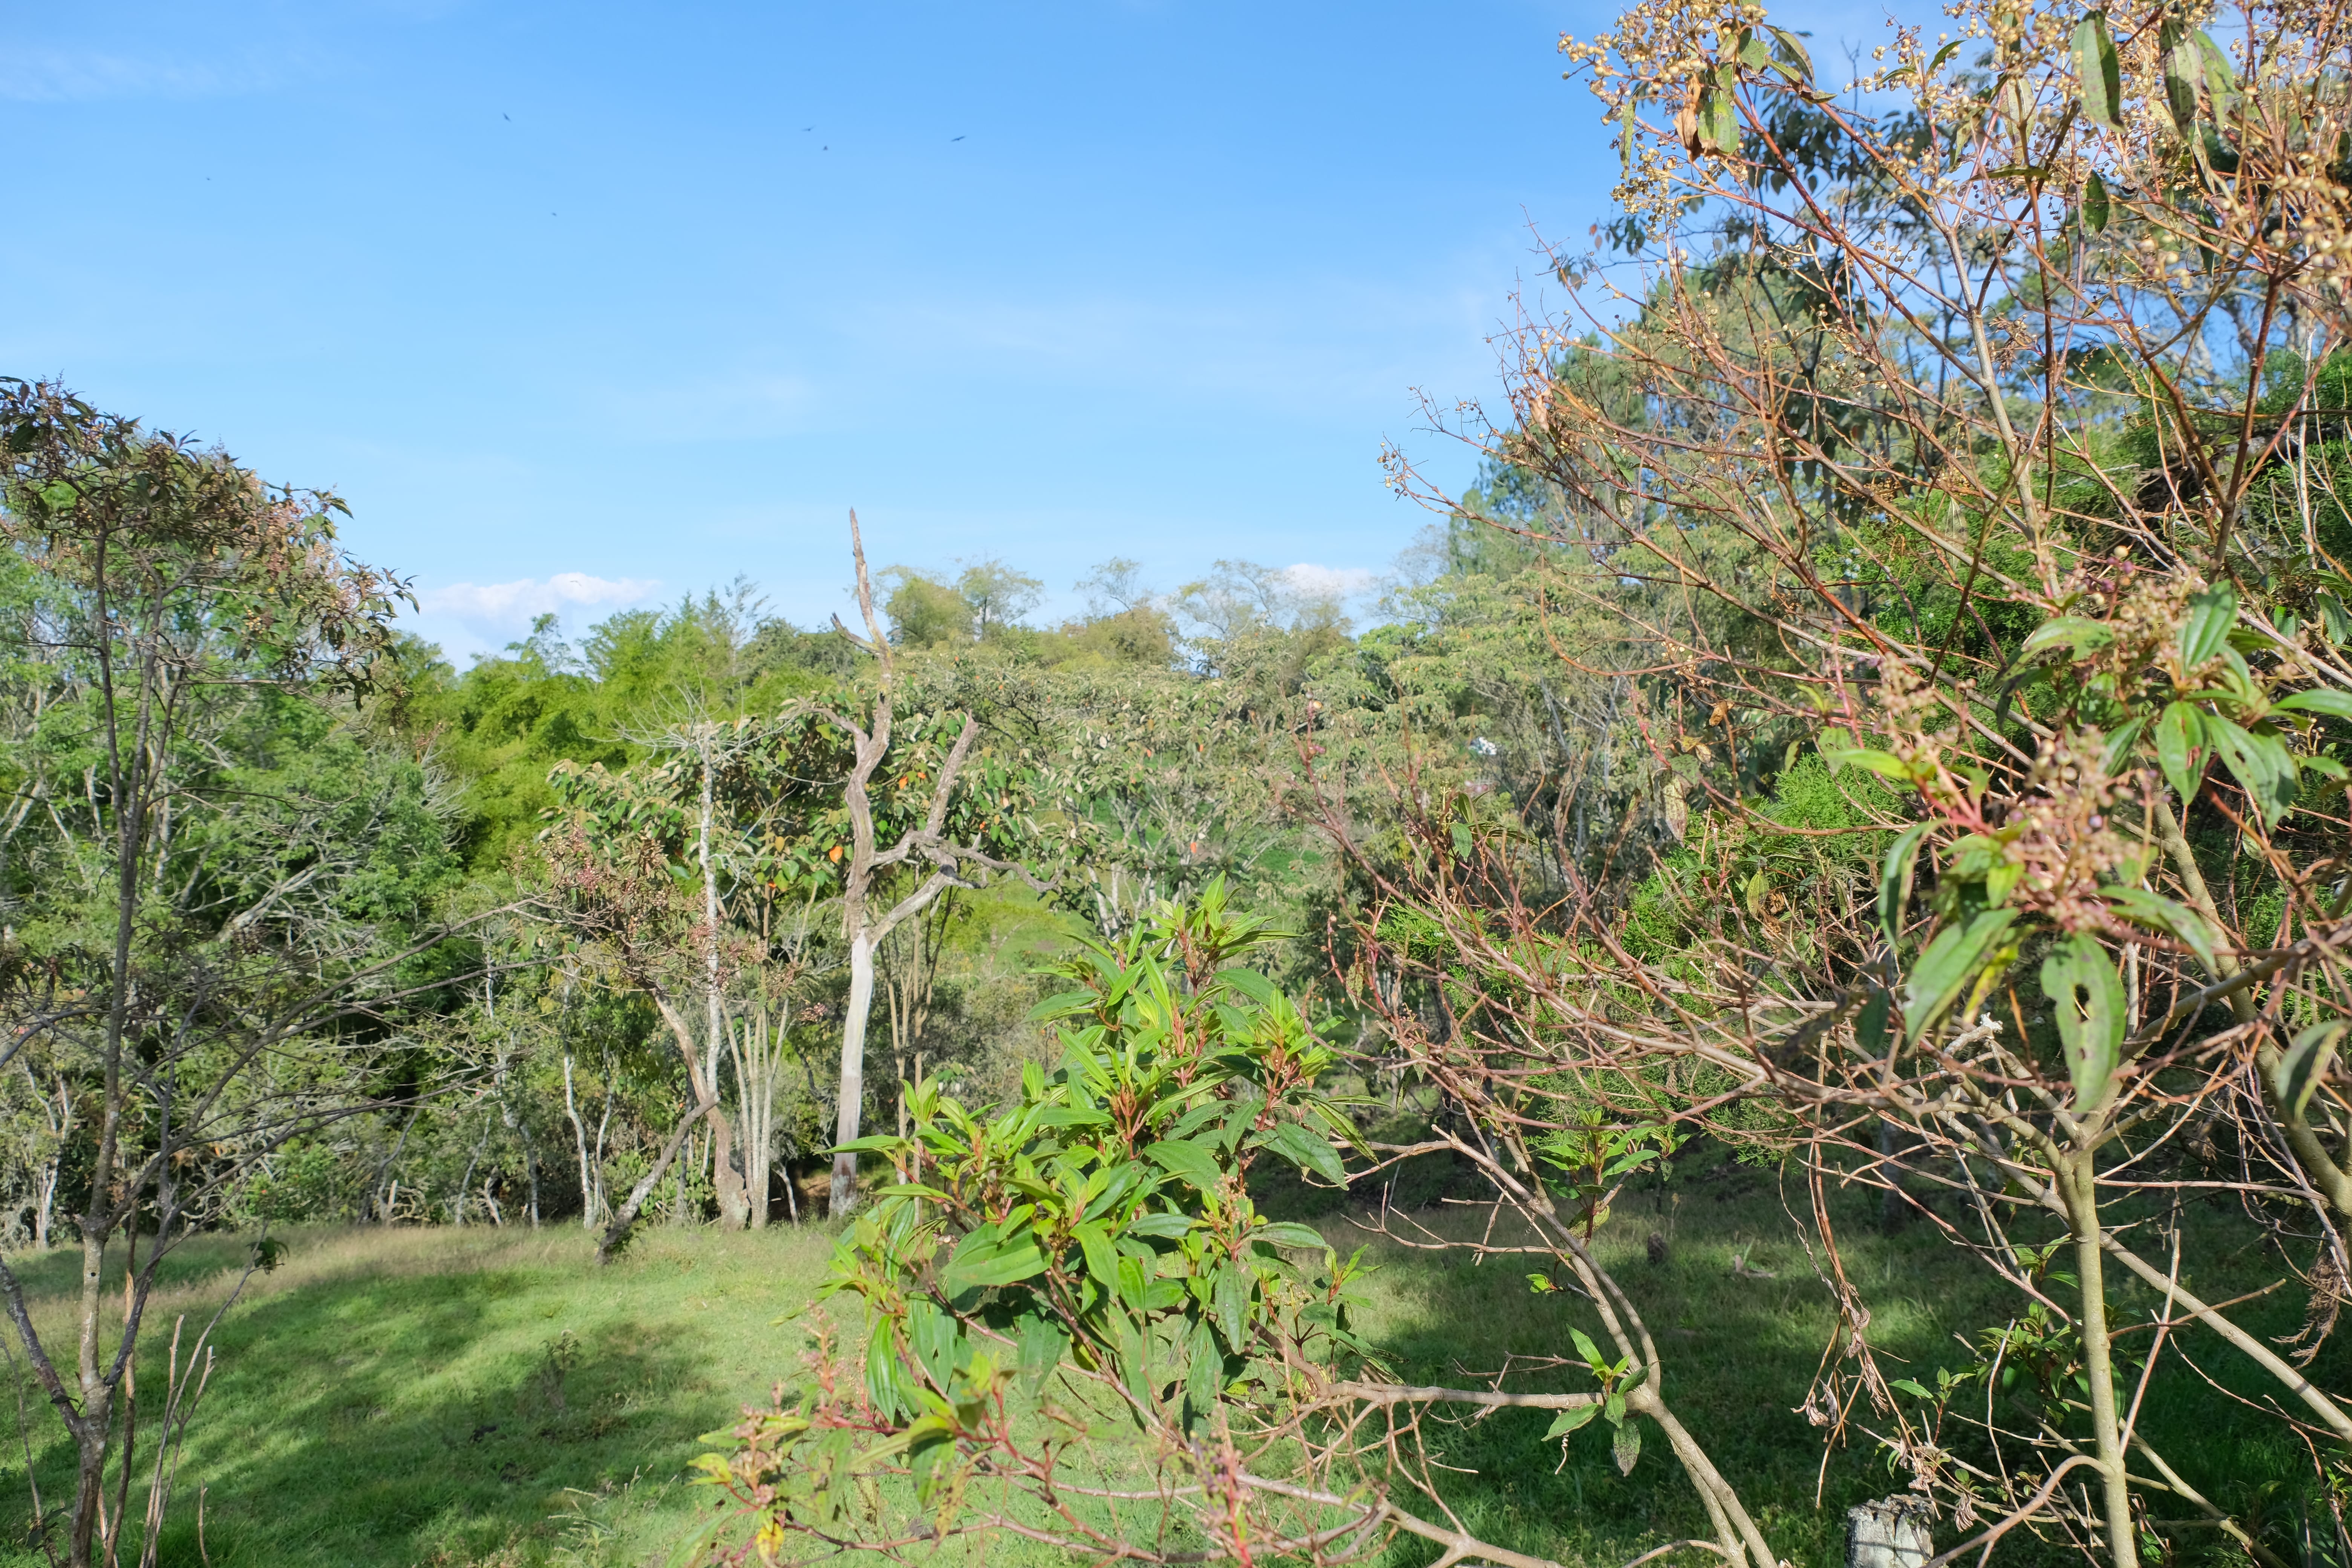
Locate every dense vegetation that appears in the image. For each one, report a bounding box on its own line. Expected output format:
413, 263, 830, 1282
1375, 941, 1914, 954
7, 0, 2352, 1562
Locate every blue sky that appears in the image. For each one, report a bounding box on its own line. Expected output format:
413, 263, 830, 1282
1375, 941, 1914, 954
0, 0, 1876, 661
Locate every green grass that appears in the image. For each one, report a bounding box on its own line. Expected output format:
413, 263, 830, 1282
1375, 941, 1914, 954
0, 1172, 2335, 1568
1330, 1170, 2342, 1568
0, 1223, 844, 1567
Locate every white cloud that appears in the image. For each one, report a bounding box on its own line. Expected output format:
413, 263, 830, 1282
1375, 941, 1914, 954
1279, 563, 1377, 600
416, 572, 660, 626
582, 371, 816, 441
0, 46, 284, 102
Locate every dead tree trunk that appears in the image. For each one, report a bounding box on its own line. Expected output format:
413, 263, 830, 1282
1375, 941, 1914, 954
816, 512, 1053, 1217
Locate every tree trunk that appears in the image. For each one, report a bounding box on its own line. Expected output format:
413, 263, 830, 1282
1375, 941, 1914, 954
695, 729, 750, 1232
564, 1056, 600, 1230
831, 929, 876, 1216
70, 1422, 108, 1568
1877, 1119, 1909, 1232
369, 1109, 417, 1225
453, 1112, 490, 1227
599, 1095, 716, 1265
1846, 1498, 1932, 1568
708, 1110, 746, 1228
2064, 1149, 2140, 1568
34, 1158, 55, 1250
729, 1008, 782, 1230
652, 996, 743, 1228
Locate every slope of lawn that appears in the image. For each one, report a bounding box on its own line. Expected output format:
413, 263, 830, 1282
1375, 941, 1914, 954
0, 1172, 2334, 1568
0, 1223, 843, 1568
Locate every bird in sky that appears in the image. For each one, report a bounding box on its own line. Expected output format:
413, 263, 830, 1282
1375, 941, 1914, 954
952, 135, 965, 141
503, 113, 510, 121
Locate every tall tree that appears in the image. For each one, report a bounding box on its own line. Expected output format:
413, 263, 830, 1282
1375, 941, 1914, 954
811, 514, 1053, 1214
1356, 0, 2352, 1561
0, 381, 477, 1566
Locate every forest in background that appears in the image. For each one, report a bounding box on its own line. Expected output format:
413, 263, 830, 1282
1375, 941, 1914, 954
0, 522, 1545, 1242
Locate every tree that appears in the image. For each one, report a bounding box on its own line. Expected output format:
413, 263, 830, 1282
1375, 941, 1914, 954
0, 381, 479, 1566
1076, 556, 1152, 617
955, 558, 1043, 639
699, 887, 1774, 1568
808, 514, 1055, 1215
879, 560, 1045, 648
1356, 0, 2352, 1562
541, 721, 803, 1237
390, 579, 851, 876
880, 568, 972, 648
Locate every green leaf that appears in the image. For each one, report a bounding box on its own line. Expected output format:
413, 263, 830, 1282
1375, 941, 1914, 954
2193, 30, 2237, 117
1219, 968, 1278, 1004
2083, 170, 2111, 234
1034, 1105, 1111, 1130
1116, 1250, 1153, 1312
2274, 1021, 2343, 1119
908, 1298, 958, 1389
2040, 933, 2127, 1108
1017, 1312, 1068, 1397
2104, 886, 2224, 979
1028, 990, 1099, 1021
1211, 1265, 1249, 1351
2100, 716, 2146, 779
1184, 1316, 1222, 1423
1695, 81, 1738, 155
2321, 593, 2352, 648
2021, 616, 2115, 661
1737, 29, 1771, 68
1570, 1327, 1605, 1367
1902, 910, 2020, 1041
1074, 1222, 1119, 1294
1613, 1420, 1643, 1475
1767, 27, 1813, 83
2072, 12, 2122, 129
2207, 715, 2301, 828
1114, 1314, 1150, 1406
1856, 985, 1891, 1057
2180, 582, 2239, 667
1143, 1139, 1227, 1194
36, 481, 75, 511
1879, 823, 1932, 946
866, 1324, 914, 1418
1545, 1403, 1600, 1439
1820, 726, 1912, 780
2155, 701, 2208, 805
1995, 665, 2052, 732
940, 1228, 1049, 1294
1891, 1378, 1933, 1399
1255, 1121, 1348, 1187
831, 1134, 904, 1153
1126, 1210, 1195, 1240
2273, 688, 2352, 721
2160, 16, 2199, 132
1256, 1221, 1329, 1251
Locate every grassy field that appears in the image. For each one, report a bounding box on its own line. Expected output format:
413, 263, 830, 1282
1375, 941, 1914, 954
0, 1170, 2334, 1568
0, 1223, 844, 1568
